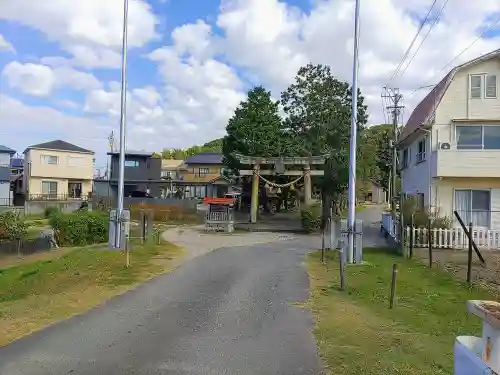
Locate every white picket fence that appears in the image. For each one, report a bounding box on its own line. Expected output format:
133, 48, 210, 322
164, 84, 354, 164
405, 227, 500, 249
381, 212, 500, 250
381, 212, 400, 240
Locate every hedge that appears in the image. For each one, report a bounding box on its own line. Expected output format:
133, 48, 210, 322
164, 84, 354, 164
49, 211, 108, 246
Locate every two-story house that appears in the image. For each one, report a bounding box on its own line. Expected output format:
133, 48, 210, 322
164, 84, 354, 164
179, 152, 230, 198
23, 140, 94, 200
0, 145, 15, 206
161, 159, 183, 180
100, 151, 162, 198
399, 49, 500, 229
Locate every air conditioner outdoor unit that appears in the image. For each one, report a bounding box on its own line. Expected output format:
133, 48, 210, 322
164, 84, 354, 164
440, 142, 451, 150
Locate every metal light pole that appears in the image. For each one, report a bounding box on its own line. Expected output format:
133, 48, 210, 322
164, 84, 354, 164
347, 0, 361, 264
115, 0, 129, 248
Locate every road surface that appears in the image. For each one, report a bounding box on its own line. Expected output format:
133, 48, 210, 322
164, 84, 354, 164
0, 238, 324, 375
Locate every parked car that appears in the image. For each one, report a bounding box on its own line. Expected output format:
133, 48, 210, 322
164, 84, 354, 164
127, 190, 154, 198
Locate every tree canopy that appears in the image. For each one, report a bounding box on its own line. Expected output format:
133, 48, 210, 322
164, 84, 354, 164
161, 139, 222, 160
222, 86, 287, 171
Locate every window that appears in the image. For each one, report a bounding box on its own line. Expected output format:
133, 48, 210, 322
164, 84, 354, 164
486, 75, 497, 98
125, 160, 139, 167
454, 189, 490, 228
470, 75, 482, 98
41, 154, 58, 165
401, 149, 409, 169
456, 125, 500, 149
198, 167, 209, 177
484, 126, 500, 149
416, 193, 424, 210
67, 156, 85, 167
416, 139, 426, 163
41, 181, 58, 197
162, 171, 173, 178
68, 182, 82, 198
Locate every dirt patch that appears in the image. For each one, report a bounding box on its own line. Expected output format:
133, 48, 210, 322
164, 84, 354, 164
413, 247, 500, 293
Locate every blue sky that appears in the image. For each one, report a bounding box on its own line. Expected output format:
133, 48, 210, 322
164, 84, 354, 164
0, 0, 499, 170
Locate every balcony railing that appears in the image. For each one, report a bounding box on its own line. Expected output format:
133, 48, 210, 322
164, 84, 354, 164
27, 194, 91, 201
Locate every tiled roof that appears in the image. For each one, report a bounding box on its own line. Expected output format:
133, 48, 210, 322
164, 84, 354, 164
0, 145, 15, 154
25, 140, 93, 154
399, 48, 500, 144
184, 152, 223, 165
11, 158, 24, 168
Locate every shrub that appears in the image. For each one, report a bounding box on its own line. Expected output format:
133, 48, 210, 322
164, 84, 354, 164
401, 196, 451, 229
130, 203, 202, 224
0, 210, 28, 243
49, 211, 108, 246
44, 206, 60, 219
300, 203, 322, 233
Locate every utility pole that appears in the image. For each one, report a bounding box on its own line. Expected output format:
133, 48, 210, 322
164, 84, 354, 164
346, 0, 361, 264
114, 0, 130, 249
381, 88, 404, 217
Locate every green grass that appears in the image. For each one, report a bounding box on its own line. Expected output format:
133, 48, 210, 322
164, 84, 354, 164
0, 240, 184, 346
306, 248, 495, 375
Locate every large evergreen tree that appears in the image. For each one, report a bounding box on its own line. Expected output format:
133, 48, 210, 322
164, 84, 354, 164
222, 86, 286, 171
280, 64, 368, 219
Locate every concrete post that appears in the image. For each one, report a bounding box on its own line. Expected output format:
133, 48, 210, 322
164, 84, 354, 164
304, 164, 312, 205
250, 163, 260, 223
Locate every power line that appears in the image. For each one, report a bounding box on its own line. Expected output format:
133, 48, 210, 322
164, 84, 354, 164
399, 0, 451, 78
389, 0, 438, 82
409, 13, 500, 97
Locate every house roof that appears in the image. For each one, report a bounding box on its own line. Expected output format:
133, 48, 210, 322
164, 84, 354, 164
107, 150, 153, 157
11, 158, 24, 168
0, 145, 15, 154
161, 159, 184, 169
184, 152, 223, 165
399, 48, 500, 144
24, 140, 93, 154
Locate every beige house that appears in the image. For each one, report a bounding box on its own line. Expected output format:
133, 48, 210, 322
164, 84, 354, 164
399, 49, 500, 229
161, 159, 183, 180
23, 140, 94, 200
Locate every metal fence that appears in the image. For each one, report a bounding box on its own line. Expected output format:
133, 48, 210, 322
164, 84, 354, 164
0, 237, 52, 255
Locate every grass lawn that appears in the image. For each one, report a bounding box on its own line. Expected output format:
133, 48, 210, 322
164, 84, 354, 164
306, 248, 497, 375
0, 240, 184, 346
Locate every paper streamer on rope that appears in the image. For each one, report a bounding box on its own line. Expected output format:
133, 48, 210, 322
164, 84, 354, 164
254, 169, 310, 188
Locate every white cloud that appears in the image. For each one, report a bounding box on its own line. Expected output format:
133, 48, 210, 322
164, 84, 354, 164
0, 0, 158, 68
2, 61, 103, 96
0, 94, 111, 146
0, 33, 15, 53
216, 0, 500, 122
1, 0, 500, 161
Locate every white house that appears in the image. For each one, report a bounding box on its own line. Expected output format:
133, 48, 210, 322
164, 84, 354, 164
399, 48, 500, 229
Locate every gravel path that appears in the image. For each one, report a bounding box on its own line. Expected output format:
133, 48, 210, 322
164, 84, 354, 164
0, 230, 323, 375
162, 225, 298, 261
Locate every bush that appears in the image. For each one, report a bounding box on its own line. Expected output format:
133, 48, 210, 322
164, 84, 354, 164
130, 203, 202, 224
44, 206, 60, 219
401, 196, 451, 229
49, 211, 108, 246
300, 203, 322, 233
0, 210, 28, 243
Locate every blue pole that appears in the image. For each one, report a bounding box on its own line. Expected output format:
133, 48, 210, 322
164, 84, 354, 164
347, 0, 361, 263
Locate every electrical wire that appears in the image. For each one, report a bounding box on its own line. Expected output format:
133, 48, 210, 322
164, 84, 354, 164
409, 13, 500, 97
389, 0, 438, 82
399, 0, 451, 78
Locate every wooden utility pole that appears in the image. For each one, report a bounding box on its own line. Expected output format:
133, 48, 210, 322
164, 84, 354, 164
381, 88, 404, 217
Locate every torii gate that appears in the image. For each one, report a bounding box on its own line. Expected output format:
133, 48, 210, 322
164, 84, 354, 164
234, 154, 326, 223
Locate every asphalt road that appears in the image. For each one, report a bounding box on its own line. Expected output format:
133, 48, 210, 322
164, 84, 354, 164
0, 239, 324, 375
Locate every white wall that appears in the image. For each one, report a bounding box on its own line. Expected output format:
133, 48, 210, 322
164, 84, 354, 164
0, 182, 11, 205
0, 153, 10, 166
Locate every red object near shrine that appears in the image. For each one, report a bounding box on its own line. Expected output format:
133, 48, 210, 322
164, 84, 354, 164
203, 197, 234, 206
